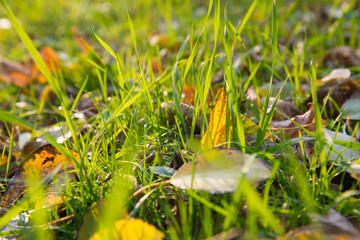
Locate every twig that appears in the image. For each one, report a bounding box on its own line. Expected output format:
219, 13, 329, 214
130, 179, 171, 199
47, 214, 74, 225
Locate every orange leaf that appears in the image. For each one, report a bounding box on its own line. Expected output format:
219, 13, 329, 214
182, 86, 196, 105
0, 144, 79, 208
0, 58, 31, 87
71, 26, 90, 54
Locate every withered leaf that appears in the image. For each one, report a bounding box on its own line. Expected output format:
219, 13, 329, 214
324, 46, 360, 68
267, 97, 302, 121
278, 209, 360, 240
0, 58, 31, 87
0, 144, 78, 209
271, 106, 316, 139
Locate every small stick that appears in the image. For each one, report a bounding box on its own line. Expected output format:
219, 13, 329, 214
131, 179, 171, 199
48, 214, 75, 225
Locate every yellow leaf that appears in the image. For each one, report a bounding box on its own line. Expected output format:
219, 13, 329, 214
201, 88, 258, 148
90, 218, 164, 240
201, 88, 228, 147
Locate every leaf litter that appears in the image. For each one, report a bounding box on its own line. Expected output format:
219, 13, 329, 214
1, 1, 360, 239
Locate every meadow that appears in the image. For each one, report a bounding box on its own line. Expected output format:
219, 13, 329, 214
0, 0, 360, 239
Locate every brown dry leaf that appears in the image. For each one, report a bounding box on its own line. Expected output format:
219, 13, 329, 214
0, 58, 31, 87
267, 97, 302, 121
0, 144, 79, 209
324, 46, 360, 68
306, 83, 355, 119
201, 88, 229, 147
277, 209, 360, 240
160, 101, 202, 133
271, 105, 316, 139
246, 88, 302, 121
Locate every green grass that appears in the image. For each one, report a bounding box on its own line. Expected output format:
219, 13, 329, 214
0, 0, 360, 239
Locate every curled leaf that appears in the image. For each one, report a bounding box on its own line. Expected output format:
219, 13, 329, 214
271, 106, 316, 139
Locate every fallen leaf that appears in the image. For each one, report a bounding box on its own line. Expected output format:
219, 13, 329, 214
271, 106, 316, 139
71, 26, 90, 54
201, 88, 258, 147
170, 148, 271, 193
320, 68, 351, 84
277, 209, 360, 240
40, 47, 60, 73
267, 97, 302, 121
77, 201, 163, 240
151, 59, 162, 73
34, 47, 61, 83
182, 86, 196, 105
323, 128, 360, 178
201, 88, 229, 147
323, 46, 360, 68
182, 86, 222, 106
90, 218, 164, 240
18, 132, 32, 149
0, 144, 78, 208
160, 101, 202, 133
0, 58, 31, 87
306, 83, 355, 119
341, 99, 360, 120
77, 201, 104, 240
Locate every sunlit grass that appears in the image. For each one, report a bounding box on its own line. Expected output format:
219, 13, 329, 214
0, 0, 360, 239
